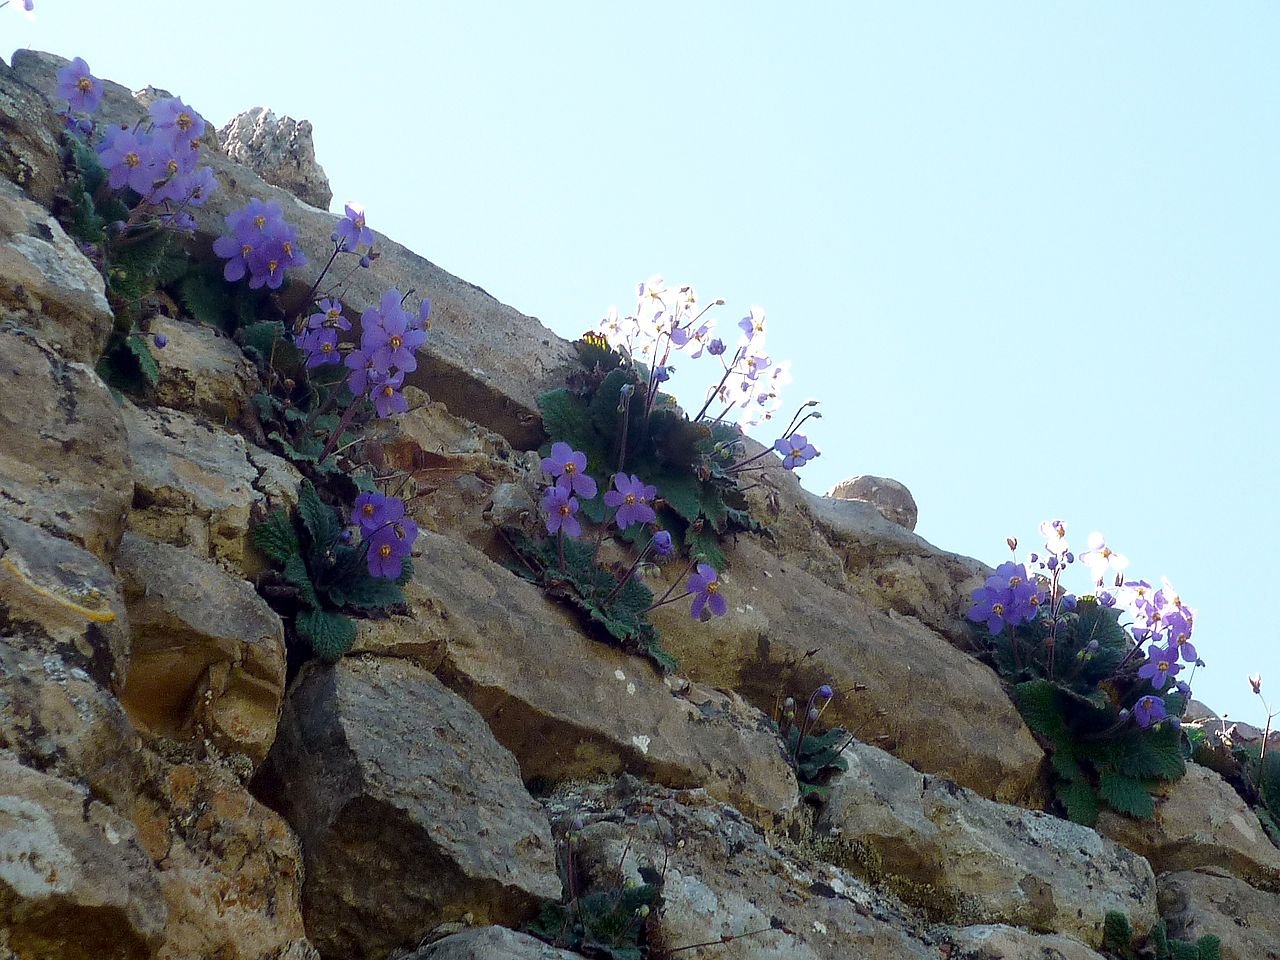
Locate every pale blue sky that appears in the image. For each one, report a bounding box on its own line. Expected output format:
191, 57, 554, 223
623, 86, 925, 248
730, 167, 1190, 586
7, 2, 1277, 727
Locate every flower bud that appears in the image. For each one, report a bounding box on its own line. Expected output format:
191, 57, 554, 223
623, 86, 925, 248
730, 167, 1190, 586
1006, 537, 1018, 552
359, 255, 372, 268
330, 231, 340, 243
636, 905, 650, 918
153, 333, 168, 349
783, 696, 795, 711
817, 684, 834, 700
1249, 673, 1263, 695
1117, 708, 1130, 723
807, 707, 820, 723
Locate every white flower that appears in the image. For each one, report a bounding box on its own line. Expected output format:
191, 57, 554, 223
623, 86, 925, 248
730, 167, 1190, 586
1081, 531, 1129, 585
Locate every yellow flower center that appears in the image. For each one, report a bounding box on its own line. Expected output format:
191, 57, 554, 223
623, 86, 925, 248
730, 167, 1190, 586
240, 243, 252, 258
362, 504, 375, 518
166, 159, 179, 177
177, 112, 193, 131
1158, 660, 1170, 671
77, 77, 92, 94
354, 215, 365, 229
320, 341, 334, 354
706, 581, 720, 594
124, 151, 140, 169
379, 544, 392, 560
389, 335, 403, 350
382, 385, 394, 398
992, 602, 1005, 616
624, 493, 636, 506
563, 462, 576, 475
1008, 576, 1022, 587
283, 241, 294, 258
267, 259, 280, 275
327, 308, 341, 321
559, 504, 571, 517
254, 214, 267, 230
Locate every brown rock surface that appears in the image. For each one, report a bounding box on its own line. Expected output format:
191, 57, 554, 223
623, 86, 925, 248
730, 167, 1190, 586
816, 739, 1156, 946
218, 106, 332, 209
649, 536, 1044, 805
365, 530, 801, 828
1097, 762, 1280, 893
146, 315, 259, 422
828, 473, 919, 531
0, 750, 167, 960
1158, 868, 1280, 960
406, 926, 583, 960
0, 326, 132, 562
258, 657, 562, 960
114, 532, 286, 768
0, 178, 114, 364
944, 924, 1106, 960
0, 511, 130, 690
10, 49, 580, 449
0, 56, 63, 203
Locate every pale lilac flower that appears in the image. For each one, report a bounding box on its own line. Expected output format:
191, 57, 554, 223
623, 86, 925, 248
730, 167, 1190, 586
334, 201, 374, 251
541, 442, 597, 499
687, 563, 727, 618
1134, 694, 1167, 729
366, 518, 417, 579
56, 57, 102, 114
604, 473, 657, 529
542, 485, 581, 538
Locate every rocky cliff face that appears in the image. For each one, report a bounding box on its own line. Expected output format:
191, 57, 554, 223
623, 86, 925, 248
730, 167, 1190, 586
1, 49, 1277, 960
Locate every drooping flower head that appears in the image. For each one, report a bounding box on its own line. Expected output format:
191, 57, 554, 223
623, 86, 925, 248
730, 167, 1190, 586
604, 473, 657, 530
652, 530, 674, 556
541, 442, 598, 499
687, 563, 727, 619
334, 201, 374, 252
56, 57, 102, 114
1134, 694, 1168, 729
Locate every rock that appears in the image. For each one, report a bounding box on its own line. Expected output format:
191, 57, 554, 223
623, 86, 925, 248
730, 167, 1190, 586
1097, 762, 1280, 892
146, 315, 258, 422
807, 492, 991, 647
218, 107, 332, 209
0, 750, 167, 960
0, 325, 132, 562
362, 530, 801, 828
258, 657, 562, 960
123, 401, 295, 576
0, 177, 114, 364
130, 759, 313, 960
649, 536, 1045, 806
114, 532, 286, 769
1158, 869, 1280, 960
828, 474, 919, 531
9, 50, 580, 449
549, 779, 939, 960
816, 739, 1157, 946
406, 927, 582, 960
0, 511, 130, 691
944, 924, 1106, 960
0, 56, 63, 204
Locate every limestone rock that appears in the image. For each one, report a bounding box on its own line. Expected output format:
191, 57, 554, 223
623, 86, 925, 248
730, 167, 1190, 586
219, 106, 332, 209
10, 50, 580, 449
0, 511, 129, 690
550, 779, 939, 960
258, 657, 562, 960
0, 325, 132, 562
406, 927, 583, 960
0, 56, 63, 204
1158, 869, 1280, 960
0, 178, 114, 364
808, 493, 990, 648
146, 315, 258, 422
649, 537, 1045, 805
817, 739, 1156, 946
123, 401, 295, 576
0, 750, 167, 960
828, 474, 919, 531
944, 924, 1106, 960
363, 530, 801, 828
1097, 762, 1280, 892
114, 532, 286, 768
130, 759, 313, 960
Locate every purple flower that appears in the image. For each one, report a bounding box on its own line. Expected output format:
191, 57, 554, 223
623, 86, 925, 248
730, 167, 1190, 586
774, 433, 819, 470
362, 290, 427, 373
299, 326, 341, 368
543, 485, 582, 538
149, 96, 206, 142
353, 492, 404, 535
56, 57, 102, 114
418, 298, 433, 330
817, 684, 834, 700
652, 530, 674, 556
687, 563, 727, 619
345, 348, 374, 396
370, 369, 407, 418
153, 333, 168, 349
604, 473, 657, 529
1134, 694, 1167, 729
334, 202, 374, 252
966, 561, 1044, 634
653, 365, 671, 383
541, 442, 598, 499
213, 199, 306, 288
307, 298, 351, 332
366, 518, 417, 579
707, 338, 727, 356
97, 126, 154, 194
1138, 647, 1182, 691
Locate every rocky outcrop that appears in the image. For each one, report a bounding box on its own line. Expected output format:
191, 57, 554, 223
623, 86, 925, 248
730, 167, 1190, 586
828, 473, 919, 531
405, 927, 583, 960
1158, 869, 1280, 960
259, 657, 562, 960
219, 107, 332, 209
816, 739, 1156, 946
115, 532, 287, 769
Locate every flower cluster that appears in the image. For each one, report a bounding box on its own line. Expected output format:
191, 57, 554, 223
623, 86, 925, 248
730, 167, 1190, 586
967, 560, 1047, 634
352, 492, 418, 579
213, 198, 307, 289
1108, 577, 1197, 704
344, 289, 431, 417
596, 275, 793, 429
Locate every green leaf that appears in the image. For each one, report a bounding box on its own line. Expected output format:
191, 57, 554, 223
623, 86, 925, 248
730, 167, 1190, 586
687, 524, 727, 571
1107, 724, 1186, 782
1051, 748, 1086, 783
652, 470, 702, 524
125, 334, 160, 386
297, 482, 343, 548
1014, 680, 1070, 743
178, 269, 235, 332
251, 508, 300, 564
1058, 780, 1100, 826
587, 367, 638, 435
295, 609, 356, 662
1260, 750, 1280, 820
282, 554, 320, 609
1102, 911, 1133, 952
1194, 935, 1221, 960
343, 572, 406, 610
1099, 770, 1155, 818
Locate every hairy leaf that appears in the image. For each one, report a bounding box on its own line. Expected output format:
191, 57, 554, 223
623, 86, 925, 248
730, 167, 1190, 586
297, 482, 343, 549
125, 334, 160, 386
296, 609, 356, 662
283, 553, 320, 609
1102, 911, 1133, 952
1099, 770, 1155, 818
251, 508, 300, 564
344, 571, 406, 610
1058, 780, 1100, 827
